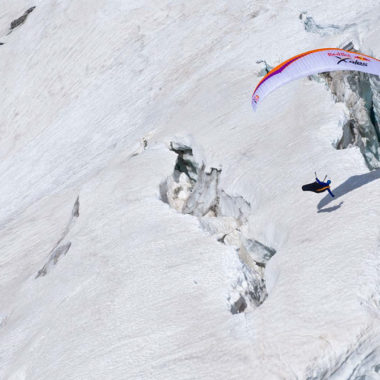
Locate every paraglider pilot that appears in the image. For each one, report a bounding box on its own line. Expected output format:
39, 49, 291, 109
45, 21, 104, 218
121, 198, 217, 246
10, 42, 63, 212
302, 174, 335, 197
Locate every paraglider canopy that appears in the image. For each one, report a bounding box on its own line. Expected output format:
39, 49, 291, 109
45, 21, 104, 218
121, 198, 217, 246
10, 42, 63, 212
251, 48, 380, 111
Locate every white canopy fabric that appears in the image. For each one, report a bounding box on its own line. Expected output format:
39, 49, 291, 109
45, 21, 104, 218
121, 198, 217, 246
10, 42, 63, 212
252, 48, 380, 111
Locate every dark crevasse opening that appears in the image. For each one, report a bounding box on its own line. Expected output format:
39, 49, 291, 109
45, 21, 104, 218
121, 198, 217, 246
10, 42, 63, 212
320, 69, 380, 169
160, 140, 277, 313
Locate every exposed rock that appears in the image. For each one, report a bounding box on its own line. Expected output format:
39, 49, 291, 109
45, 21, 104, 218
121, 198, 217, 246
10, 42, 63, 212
10, 7, 36, 31
36, 196, 80, 278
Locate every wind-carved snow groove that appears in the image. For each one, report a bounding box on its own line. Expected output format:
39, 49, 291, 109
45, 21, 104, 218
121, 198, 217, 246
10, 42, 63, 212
36, 196, 79, 278
8, 6, 36, 34
129, 132, 155, 159
299, 12, 355, 36
304, 330, 380, 380
130, 137, 148, 158
318, 54, 380, 169
160, 141, 276, 313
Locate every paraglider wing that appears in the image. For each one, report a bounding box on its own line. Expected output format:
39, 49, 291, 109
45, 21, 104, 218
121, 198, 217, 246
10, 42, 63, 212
251, 48, 380, 111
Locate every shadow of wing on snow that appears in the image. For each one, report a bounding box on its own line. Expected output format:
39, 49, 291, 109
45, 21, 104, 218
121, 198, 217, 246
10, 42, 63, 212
317, 169, 380, 211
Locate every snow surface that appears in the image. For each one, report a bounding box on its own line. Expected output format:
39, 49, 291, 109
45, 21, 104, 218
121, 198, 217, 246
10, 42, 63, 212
1, 0, 380, 379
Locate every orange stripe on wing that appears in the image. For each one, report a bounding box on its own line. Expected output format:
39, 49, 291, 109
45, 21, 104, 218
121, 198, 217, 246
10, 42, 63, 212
252, 48, 380, 97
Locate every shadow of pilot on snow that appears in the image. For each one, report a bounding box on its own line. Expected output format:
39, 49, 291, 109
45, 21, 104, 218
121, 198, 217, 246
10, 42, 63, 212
317, 202, 344, 213
317, 169, 380, 212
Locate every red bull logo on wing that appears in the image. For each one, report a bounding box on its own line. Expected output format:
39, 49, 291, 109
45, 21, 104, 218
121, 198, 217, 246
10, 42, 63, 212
253, 94, 260, 103
328, 52, 350, 58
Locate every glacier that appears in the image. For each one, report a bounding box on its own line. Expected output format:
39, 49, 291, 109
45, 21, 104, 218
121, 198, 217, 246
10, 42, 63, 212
0, 0, 380, 379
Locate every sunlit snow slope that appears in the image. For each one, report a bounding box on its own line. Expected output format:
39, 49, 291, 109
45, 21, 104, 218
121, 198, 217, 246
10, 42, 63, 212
1, 0, 380, 379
